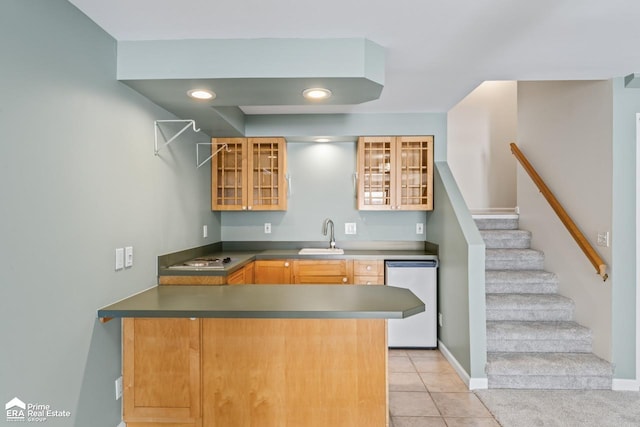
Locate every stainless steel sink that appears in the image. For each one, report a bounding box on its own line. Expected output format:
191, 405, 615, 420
298, 248, 345, 255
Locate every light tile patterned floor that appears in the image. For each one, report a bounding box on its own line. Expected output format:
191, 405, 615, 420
389, 349, 500, 427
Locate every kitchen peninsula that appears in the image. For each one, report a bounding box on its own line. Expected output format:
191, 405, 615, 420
99, 284, 425, 427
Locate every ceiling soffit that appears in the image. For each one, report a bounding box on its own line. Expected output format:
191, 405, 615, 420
117, 38, 385, 136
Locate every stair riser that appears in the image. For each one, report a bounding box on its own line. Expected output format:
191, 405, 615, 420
486, 310, 574, 322
475, 219, 519, 230
481, 231, 531, 249
486, 258, 544, 270
483, 239, 531, 249
487, 375, 612, 390
485, 283, 558, 294
487, 340, 592, 353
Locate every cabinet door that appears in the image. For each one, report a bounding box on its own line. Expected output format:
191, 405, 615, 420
123, 318, 201, 425
211, 138, 247, 210
227, 262, 256, 285
254, 260, 292, 284
396, 136, 433, 210
248, 138, 287, 211
357, 137, 395, 210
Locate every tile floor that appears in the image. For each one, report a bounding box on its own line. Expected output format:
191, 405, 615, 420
389, 349, 500, 427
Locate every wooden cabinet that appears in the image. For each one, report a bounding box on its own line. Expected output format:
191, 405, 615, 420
253, 259, 292, 284
123, 318, 201, 426
292, 259, 353, 284
353, 260, 384, 285
226, 262, 254, 285
211, 137, 287, 211
357, 136, 433, 211
124, 317, 387, 427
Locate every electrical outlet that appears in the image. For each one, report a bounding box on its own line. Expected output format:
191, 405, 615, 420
203, 225, 208, 238
125, 246, 133, 268
597, 231, 610, 247
115, 376, 123, 400
416, 223, 424, 234
115, 248, 124, 271
264, 223, 272, 234
345, 223, 357, 235
438, 312, 443, 327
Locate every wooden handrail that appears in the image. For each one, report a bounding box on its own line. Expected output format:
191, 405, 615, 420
510, 143, 608, 281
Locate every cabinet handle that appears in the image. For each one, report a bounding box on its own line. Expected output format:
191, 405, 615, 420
242, 206, 247, 210
366, 265, 372, 271
284, 262, 290, 267
366, 281, 372, 285
248, 206, 253, 210
342, 277, 348, 283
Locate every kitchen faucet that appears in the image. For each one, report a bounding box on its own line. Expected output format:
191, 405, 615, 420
322, 218, 336, 249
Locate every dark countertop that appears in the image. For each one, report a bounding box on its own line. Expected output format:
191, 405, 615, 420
158, 241, 438, 277
97, 285, 426, 320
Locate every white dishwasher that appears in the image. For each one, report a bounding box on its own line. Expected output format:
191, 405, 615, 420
385, 260, 438, 348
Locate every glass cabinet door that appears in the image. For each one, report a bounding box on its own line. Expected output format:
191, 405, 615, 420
397, 136, 433, 210
357, 137, 395, 210
211, 138, 247, 210
248, 137, 287, 211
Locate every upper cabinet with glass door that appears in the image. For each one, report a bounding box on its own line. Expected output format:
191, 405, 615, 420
211, 137, 287, 211
357, 136, 433, 211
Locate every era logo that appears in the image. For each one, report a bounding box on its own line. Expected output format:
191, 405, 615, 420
5, 397, 26, 422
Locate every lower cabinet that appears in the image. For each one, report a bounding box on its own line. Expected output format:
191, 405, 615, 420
353, 260, 384, 285
123, 317, 387, 427
123, 318, 201, 427
253, 259, 293, 284
226, 262, 255, 285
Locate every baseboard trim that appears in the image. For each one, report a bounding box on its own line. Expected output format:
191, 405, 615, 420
612, 378, 640, 391
438, 340, 488, 390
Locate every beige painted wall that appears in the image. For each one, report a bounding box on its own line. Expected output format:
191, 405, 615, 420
448, 81, 517, 210
517, 80, 613, 360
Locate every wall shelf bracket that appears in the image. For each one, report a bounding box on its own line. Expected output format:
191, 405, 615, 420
197, 143, 230, 168
154, 119, 201, 155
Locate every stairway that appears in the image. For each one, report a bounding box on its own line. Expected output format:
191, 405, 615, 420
477, 215, 613, 389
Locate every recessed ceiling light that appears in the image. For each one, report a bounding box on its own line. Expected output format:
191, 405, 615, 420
187, 89, 216, 100
303, 87, 332, 100
314, 138, 331, 143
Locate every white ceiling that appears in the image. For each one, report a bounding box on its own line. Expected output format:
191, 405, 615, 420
69, 0, 640, 114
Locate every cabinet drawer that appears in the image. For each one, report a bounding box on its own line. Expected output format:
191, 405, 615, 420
354, 275, 383, 285
293, 259, 352, 276
353, 260, 383, 276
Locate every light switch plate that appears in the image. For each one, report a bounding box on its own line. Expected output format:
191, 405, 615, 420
125, 246, 133, 268
416, 223, 424, 234
345, 223, 356, 235
264, 223, 272, 234
115, 248, 124, 271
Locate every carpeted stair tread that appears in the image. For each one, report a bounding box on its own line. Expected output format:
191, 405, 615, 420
487, 321, 592, 353
486, 249, 544, 270
486, 270, 559, 294
486, 352, 613, 377
481, 230, 531, 249
486, 294, 574, 321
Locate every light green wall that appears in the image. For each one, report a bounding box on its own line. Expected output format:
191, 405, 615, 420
611, 77, 638, 379
0, 1, 220, 425
221, 141, 429, 241
425, 163, 487, 379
